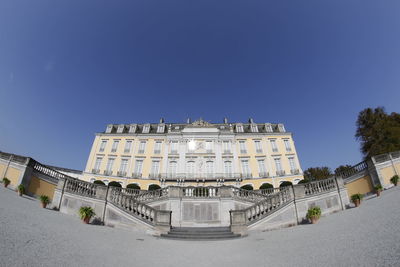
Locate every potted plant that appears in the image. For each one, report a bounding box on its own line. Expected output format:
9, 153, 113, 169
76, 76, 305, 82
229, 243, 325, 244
306, 206, 322, 224
351, 193, 364, 207
39, 195, 50, 208
374, 185, 383, 197
17, 184, 25, 196
390, 175, 399, 186
2, 178, 10, 188
79, 206, 96, 224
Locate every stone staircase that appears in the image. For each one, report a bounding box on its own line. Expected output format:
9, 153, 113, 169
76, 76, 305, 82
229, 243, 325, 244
160, 227, 241, 240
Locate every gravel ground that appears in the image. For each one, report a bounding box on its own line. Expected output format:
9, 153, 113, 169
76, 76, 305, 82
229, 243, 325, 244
1, 185, 400, 267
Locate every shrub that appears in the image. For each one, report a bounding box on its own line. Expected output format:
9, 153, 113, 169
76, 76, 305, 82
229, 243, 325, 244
148, 184, 161, 191
126, 183, 141, 190
279, 181, 293, 188
298, 179, 309, 184
39, 195, 50, 204
240, 184, 253, 191
79, 206, 96, 220
2, 177, 10, 186
108, 181, 122, 188
351, 193, 364, 202
374, 185, 383, 191
93, 180, 105, 185
17, 184, 25, 194
259, 183, 273, 190
306, 206, 322, 220
390, 175, 399, 186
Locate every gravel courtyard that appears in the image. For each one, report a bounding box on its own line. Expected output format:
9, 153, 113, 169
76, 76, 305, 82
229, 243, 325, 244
1, 185, 399, 267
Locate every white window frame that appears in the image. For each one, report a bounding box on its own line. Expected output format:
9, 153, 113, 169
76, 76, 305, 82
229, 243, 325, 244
254, 140, 263, 153
99, 140, 107, 152
111, 140, 119, 152
142, 124, 150, 133
124, 140, 132, 153
239, 140, 247, 154
154, 141, 162, 154
138, 141, 146, 154
284, 139, 292, 152
270, 139, 278, 152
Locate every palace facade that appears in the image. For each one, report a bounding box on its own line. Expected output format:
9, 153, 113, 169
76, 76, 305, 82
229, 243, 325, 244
82, 118, 304, 189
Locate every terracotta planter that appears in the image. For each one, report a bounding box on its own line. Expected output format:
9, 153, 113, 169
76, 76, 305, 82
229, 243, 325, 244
376, 190, 381, 197
41, 202, 47, 208
310, 216, 320, 224
18, 191, 23, 197
83, 216, 91, 224
354, 199, 361, 207
4, 183, 9, 188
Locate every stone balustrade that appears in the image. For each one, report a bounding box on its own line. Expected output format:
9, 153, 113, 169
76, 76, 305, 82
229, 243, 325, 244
135, 188, 169, 202
256, 188, 281, 195
64, 178, 104, 199
231, 187, 268, 203
303, 177, 337, 196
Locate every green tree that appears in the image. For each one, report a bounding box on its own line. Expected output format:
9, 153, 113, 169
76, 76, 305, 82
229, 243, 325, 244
334, 165, 353, 176
303, 167, 332, 180
355, 107, 400, 158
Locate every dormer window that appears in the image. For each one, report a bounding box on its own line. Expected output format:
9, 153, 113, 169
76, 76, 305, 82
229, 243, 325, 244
117, 124, 124, 133
105, 125, 113, 133
128, 124, 137, 133
278, 124, 285, 132
236, 124, 244, 133
142, 124, 150, 133
250, 124, 258, 133
265, 123, 273, 133
157, 124, 165, 133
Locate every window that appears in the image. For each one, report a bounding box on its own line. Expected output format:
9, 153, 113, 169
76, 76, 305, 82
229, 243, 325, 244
168, 161, 177, 178
124, 140, 132, 153
170, 141, 178, 154
278, 124, 285, 132
224, 161, 233, 177
111, 140, 119, 152
93, 157, 102, 173
239, 141, 247, 154
119, 159, 128, 176
134, 160, 143, 176
223, 141, 231, 153
251, 124, 258, 133
138, 141, 146, 154
186, 161, 195, 178
154, 141, 162, 154
117, 125, 124, 133
265, 123, 273, 133
288, 157, 298, 174
105, 125, 113, 133
284, 139, 292, 152
270, 139, 278, 152
206, 161, 214, 178
99, 140, 107, 152
254, 140, 263, 153
274, 158, 282, 171
105, 158, 115, 175
142, 124, 150, 133
205, 141, 213, 153
241, 160, 251, 177
257, 159, 267, 177
128, 124, 137, 133
150, 161, 160, 177
236, 124, 244, 132
157, 124, 165, 133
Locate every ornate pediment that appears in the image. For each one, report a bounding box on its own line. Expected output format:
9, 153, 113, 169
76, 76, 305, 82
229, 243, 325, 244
192, 118, 212, 127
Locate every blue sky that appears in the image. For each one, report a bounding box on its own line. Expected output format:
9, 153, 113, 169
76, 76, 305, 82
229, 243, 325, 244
1, 0, 399, 171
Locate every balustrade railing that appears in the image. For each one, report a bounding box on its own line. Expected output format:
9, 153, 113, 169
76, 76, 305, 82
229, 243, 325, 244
64, 178, 99, 198
256, 188, 281, 195
108, 187, 157, 225
234, 186, 293, 225
337, 161, 368, 178
134, 188, 169, 202
182, 186, 219, 198
303, 177, 337, 196
232, 187, 269, 203
33, 161, 71, 181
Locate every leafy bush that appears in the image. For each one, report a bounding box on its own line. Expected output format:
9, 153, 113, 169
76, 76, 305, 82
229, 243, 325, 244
126, 183, 141, 190
148, 184, 161, 191
374, 185, 383, 191
306, 206, 322, 219
240, 184, 253, 191
279, 181, 293, 188
351, 193, 364, 202
39, 195, 50, 204
93, 180, 105, 185
259, 183, 273, 190
390, 175, 399, 185
79, 206, 96, 220
2, 177, 10, 186
298, 179, 309, 184
17, 184, 25, 193
108, 181, 122, 187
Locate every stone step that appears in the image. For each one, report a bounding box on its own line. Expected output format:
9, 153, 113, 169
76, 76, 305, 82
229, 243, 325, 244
161, 226, 241, 240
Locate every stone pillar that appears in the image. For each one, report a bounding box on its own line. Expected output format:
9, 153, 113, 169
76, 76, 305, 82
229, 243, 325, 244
230, 210, 247, 236
335, 176, 349, 209
52, 177, 67, 210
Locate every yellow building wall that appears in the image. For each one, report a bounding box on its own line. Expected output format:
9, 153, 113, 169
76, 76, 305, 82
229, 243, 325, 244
345, 175, 374, 196
0, 163, 6, 180
4, 167, 21, 186
395, 162, 400, 176
27, 176, 56, 200
379, 166, 397, 185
